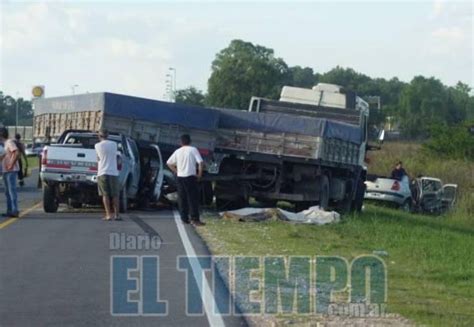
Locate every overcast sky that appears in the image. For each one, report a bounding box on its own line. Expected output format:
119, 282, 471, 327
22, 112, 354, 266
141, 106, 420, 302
1, 0, 472, 100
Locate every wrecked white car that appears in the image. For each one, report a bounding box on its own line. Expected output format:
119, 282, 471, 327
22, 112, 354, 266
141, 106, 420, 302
365, 175, 457, 214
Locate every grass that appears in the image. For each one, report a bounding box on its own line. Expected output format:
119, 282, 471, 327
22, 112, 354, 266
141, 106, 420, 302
196, 141, 474, 326
26, 156, 39, 169
199, 207, 474, 326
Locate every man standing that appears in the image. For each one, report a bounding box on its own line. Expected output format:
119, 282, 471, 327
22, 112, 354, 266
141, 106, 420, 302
95, 129, 120, 221
167, 134, 205, 226
14, 133, 27, 187
0, 128, 20, 217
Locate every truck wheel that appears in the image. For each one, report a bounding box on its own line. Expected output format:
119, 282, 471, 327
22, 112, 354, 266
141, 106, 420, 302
353, 178, 366, 213
119, 188, 128, 213
43, 184, 59, 213
318, 175, 330, 210
199, 181, 214, 206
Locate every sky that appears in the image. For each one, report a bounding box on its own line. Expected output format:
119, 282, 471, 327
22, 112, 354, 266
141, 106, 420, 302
0, 0, 472, 100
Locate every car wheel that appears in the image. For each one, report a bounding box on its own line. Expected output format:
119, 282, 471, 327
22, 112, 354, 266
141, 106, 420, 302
400, 199, 412, 212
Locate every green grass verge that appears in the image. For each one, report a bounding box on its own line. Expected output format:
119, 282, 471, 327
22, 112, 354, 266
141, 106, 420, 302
198, 205, 474, 326
26, 156, 39, 169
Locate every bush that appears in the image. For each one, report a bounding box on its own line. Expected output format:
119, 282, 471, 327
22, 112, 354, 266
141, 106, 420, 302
422, 123, 474, 160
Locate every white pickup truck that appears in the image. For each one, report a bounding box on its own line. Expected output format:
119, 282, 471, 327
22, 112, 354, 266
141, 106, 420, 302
40, 130, 164, 213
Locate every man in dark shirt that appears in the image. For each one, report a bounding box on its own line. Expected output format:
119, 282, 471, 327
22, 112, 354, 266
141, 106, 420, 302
391, 161, 408, 181
14, 134, 27, 187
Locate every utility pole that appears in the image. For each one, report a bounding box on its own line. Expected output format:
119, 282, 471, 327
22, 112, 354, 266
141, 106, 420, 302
169, 67, 176, 93
15, 92, 19, 135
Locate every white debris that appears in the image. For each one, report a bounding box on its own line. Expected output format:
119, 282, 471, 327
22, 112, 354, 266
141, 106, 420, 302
281, 206, 340, 225
220, 206, 340, 225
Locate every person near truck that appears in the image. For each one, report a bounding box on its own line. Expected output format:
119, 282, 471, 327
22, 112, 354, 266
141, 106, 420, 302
14, 133, 27, 187
167, 134, 205, 226
0, 127, 20, 218
95, 129, 121, 221
391, 161, 408, 181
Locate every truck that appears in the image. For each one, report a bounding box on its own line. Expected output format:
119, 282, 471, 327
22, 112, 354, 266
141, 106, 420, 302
40, 129, 164, 213
33, 83, 370, 213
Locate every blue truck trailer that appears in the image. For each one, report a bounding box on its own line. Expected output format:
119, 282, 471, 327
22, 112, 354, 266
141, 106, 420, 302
33, 84, 369, 212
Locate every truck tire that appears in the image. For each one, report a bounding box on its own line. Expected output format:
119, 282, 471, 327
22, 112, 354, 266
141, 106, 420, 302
214, 158, 248, 210
318, 175, 330, 210
43, 184, 59, 213
119, 188, 128, 213
353, 178, 366, 213
199, 181, 214, 206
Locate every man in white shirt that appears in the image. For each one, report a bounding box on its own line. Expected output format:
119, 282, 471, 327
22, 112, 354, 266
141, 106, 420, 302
95, 129, 120, 221
167, 134, 205, 226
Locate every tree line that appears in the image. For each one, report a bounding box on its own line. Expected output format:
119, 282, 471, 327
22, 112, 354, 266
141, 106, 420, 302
2, 39, 472, 142
176, 39, 474, 140
0, 92, 34, 127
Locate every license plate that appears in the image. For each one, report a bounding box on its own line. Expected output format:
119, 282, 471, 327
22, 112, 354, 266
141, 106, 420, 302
71, 174, 87, 181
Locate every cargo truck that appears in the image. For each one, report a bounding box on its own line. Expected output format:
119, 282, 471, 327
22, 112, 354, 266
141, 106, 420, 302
33, 83, 369, 213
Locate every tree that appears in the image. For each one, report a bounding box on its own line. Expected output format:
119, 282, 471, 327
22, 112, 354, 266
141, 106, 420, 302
0, 91, 34, 126
286, 66, 317, 88
207, 39, 289, 109
174, 87, 206, 107
398, 76, 449, 138
319, 66, 371, 91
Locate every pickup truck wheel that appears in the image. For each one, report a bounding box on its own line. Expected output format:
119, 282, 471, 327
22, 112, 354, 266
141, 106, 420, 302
43, 184, 59, 213
119, 188, 128, 213
318, 175, 330, 210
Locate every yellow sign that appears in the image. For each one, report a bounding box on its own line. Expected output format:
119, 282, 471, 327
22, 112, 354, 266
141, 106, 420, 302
32, 86, 45, 98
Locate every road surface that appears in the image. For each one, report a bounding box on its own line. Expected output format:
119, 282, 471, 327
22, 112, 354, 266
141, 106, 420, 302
0, 170, 247, 327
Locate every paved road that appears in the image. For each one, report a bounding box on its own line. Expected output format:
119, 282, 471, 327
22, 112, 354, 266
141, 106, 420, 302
0, 170, 246, 327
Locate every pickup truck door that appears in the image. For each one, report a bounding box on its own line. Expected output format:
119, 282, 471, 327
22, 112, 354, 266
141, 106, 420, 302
125, 138, 141, 197
150, 144, 164, 201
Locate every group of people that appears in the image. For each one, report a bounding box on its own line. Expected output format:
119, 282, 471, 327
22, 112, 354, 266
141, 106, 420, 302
95, 130, 205, 225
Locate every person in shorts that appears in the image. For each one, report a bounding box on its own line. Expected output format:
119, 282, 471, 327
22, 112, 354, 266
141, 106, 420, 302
95, 129, 120, 221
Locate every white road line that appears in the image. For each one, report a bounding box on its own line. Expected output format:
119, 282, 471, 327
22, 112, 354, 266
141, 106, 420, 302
172, 210, 225, 327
